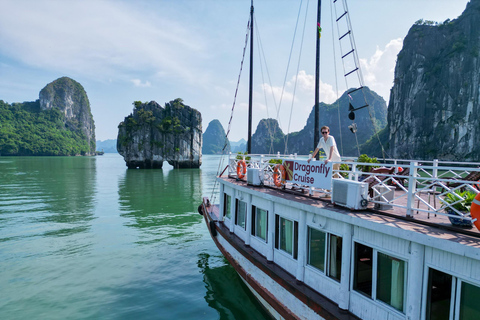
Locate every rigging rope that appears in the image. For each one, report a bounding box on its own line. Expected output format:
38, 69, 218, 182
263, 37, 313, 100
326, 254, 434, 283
269, 0, 305, 155
254, 18, 276, 155
210, 16, 252, 202
285, 0, 310, 154
334, 0, 388, 159
329, 0, 344, 155
251, 1, 305, 155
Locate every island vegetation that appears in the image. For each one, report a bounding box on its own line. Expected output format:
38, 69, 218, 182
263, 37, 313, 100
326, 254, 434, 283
0, 100, 91, 156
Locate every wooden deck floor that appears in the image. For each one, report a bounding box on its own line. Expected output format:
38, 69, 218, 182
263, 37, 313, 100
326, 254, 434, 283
221, 176, 480, 247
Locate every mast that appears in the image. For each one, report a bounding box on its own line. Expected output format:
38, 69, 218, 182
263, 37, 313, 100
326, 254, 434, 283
247, 0, 254, 154
314, 0, 321, 158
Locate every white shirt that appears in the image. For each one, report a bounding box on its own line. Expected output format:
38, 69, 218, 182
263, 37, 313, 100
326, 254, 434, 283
316, 135, 341, 162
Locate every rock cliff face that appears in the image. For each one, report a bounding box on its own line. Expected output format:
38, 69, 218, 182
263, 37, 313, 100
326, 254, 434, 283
252, 119, 285, 154
385, 0, 480, 160
251, 87, 387, 156
39, 77, 96, 155
202, 119, 230, 154
117, 98, 202, 169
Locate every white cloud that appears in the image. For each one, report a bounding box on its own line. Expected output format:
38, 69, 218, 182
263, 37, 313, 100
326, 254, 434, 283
360, 38, 403, 101
131, 79, 151, 87
0, 0, 205, 84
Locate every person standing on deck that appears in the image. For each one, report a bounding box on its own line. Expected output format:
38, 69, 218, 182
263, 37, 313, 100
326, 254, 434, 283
308, 126, 341, 177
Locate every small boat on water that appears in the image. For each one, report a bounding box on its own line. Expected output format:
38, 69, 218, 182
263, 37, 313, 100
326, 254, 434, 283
200, 1, 480, 319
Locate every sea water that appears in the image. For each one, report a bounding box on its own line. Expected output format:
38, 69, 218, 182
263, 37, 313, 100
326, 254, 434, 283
0, 154, 271, 320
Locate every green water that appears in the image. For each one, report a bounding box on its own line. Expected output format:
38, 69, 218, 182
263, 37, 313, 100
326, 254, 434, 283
0, 154, 271, 320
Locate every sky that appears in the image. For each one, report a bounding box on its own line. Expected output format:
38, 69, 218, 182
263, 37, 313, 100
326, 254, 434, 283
0, 0, 471, 142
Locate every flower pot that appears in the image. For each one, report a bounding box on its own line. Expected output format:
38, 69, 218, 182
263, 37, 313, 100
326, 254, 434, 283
446, 209, 473, 228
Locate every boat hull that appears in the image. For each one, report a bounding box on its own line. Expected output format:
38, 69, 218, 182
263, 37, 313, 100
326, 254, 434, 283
200, 200, 356, 320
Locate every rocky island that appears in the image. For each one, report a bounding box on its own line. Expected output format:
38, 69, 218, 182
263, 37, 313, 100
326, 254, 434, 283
366, 0, 480, 161
0, 77, 96, 156
202, 119, 230, 154
117, 98, 202, 169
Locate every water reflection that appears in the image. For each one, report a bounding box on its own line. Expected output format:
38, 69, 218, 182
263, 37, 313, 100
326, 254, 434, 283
197, 252, 272, 320
0, 157, 96, 240
117, 168, 204, 243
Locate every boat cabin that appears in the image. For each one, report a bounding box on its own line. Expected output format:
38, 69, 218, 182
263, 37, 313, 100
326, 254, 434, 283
202, 154, 480, 320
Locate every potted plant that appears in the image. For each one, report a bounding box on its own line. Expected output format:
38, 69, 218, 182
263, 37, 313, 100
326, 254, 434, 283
356, 154, 380, 181
444, 190, 476, 227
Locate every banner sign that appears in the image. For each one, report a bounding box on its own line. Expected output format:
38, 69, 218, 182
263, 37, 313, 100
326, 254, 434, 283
283, 160, 332, 189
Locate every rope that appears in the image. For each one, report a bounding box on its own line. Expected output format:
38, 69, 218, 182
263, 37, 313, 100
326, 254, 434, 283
254, 18, 276, 154
334, 0, 388, 159
329, 0, 344, 155
272, 0, 305, 154
210, 15, 252, 202
285, 0, 310, 154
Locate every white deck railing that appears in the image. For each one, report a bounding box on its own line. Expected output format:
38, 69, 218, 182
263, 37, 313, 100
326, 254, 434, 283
227, 153, 480, 226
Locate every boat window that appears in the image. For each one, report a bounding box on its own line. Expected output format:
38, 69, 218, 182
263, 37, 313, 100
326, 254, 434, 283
274, 215, 298, 259
353, 242, 373, 298
308, 227, 326, 272
426, 268, 452, 320
328, 234, 342, 282
251, 206, 267, 241
224, 194, 231, 219
459, 280, 480, 319
354, 243, 408, 312
235, 199, 246, 229
377, 252, 405, 312
280, 217, 293, 255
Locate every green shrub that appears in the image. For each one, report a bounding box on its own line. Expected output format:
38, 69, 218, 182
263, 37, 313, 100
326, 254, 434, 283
357, 154, 379, 172
444, 190, 476, 213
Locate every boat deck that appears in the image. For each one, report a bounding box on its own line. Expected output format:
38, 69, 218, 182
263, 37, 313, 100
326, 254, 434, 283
220, 176, 480, 247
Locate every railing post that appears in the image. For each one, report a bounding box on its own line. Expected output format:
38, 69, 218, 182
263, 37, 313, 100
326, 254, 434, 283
352, 163, 359, 181
433, 159, 438, 179
406, 161, 418, 217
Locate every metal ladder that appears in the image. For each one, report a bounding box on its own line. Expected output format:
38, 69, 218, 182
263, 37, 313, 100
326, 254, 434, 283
333, 0, 369, 113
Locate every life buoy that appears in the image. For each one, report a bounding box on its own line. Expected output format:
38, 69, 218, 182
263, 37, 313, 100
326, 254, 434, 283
273, 164, 286, 187
237, 160, 247, 179
470, 193, 480, 231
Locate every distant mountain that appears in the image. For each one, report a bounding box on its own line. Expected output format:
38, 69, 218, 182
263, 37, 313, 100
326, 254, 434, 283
251, 87, 387, 156
230, 138, 246, 153
96, 139, 117, 153
203, 119, 230, 154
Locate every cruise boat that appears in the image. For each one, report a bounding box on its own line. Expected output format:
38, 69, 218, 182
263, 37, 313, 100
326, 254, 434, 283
200, 1, 480, 319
